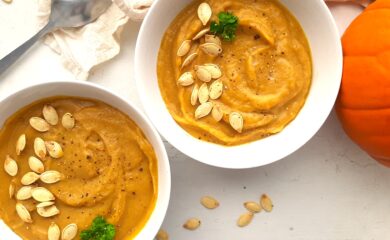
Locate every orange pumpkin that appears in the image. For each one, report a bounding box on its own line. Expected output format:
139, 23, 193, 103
336, 0, 390, 166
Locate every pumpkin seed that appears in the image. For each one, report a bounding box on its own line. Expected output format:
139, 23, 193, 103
200, 43, 222, 56
48, 222, 61, 240
9, 183, 15, 199
36, 201, 55, 208
183, 218, 201, 230
16, 203, 32, 223
197, 2, 212, 26
244, 201, 262, 213
211, 105, 223, 122
34, 137, 46, 159
16, 186, 33, 200
4, 155, 18, 176
37, 205, 60, 217
31, 187, 55, 202
62, 223, 78, 240
177, 40, 191, 57
203, 64, 222, 79
192, 28, 209, 41
195, 65, 212, 82
195, 102, 213, 119
205, 34, 221, 46
29, 117, 50, 132
45, 141, 64, 158
200, 196, 219, 209
21, 172, 40, 185
229, 112, 244, 133
191, 84, 199, 106
181, 53, 198, 69
237, 212, 253, 227
209, 79, 223, 99
156, 229, 169, 240
198, 83, 209, 104
261, 194, 273, 212
40, 170, 62, 184
178, 72, 195, 86
28, 156, 45, 174
16, 134, 26, 156
62, 113, 75, 130
43, 105, 59, 126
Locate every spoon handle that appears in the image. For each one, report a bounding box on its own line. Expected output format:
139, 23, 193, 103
0, 22, 53, 76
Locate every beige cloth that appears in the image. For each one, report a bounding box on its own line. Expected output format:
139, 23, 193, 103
37, 0, 153, 80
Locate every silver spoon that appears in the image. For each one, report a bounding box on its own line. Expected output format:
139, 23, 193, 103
0, 0, 112, 75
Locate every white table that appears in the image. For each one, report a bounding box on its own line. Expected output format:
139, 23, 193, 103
1, 2, 389, 239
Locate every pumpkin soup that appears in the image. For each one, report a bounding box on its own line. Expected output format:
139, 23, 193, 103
0, 97, 158, 240
157, 0, 312, 145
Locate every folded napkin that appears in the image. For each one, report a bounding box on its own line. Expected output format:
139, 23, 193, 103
37, 0, 153, 80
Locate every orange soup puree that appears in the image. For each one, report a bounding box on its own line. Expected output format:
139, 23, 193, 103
157, 0, 312, 145
0, 97, 158, 239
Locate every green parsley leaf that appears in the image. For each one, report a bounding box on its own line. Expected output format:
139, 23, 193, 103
80, 216, 116, 240
209, 12, 239, 41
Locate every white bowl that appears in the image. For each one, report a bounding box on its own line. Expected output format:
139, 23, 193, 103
0, 81, 171, 240
135, 0, 342, 169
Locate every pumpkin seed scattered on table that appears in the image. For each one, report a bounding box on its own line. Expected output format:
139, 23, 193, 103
261, 194, 273, 212
200, 196, 220, 209
244, 201, 262, 213
237, 212, 253, 227
156, 229, 169, 240
183, 218, 201, 230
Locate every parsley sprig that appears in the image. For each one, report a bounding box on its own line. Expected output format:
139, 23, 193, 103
210, 12, 239, 42
80, 216, 116, 240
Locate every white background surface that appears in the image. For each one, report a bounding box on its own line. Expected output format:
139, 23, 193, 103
1, 1, 389, 240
